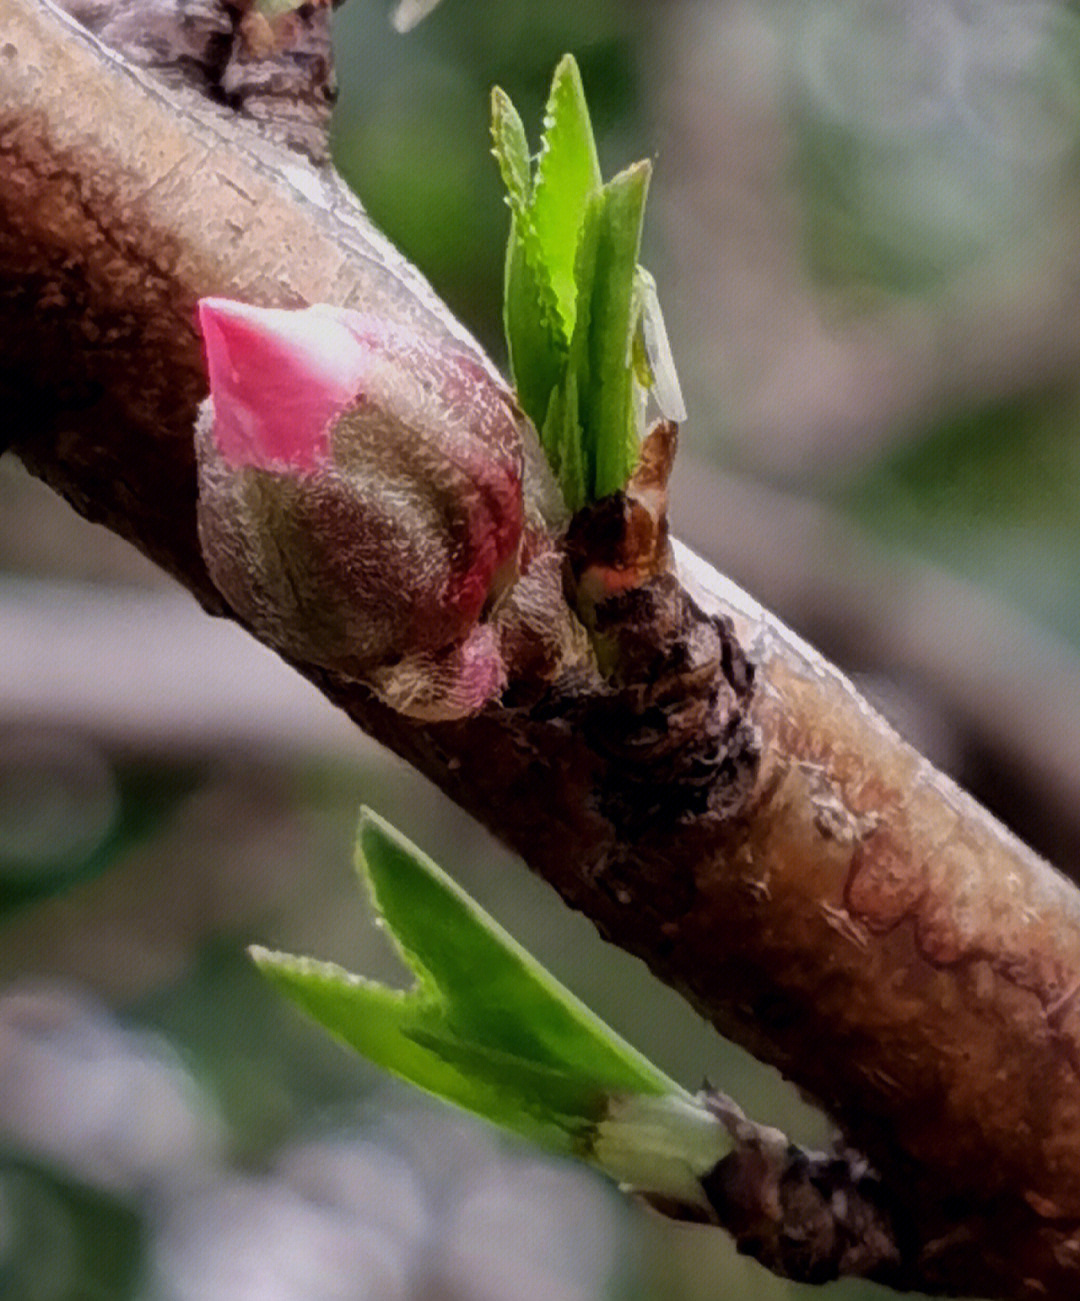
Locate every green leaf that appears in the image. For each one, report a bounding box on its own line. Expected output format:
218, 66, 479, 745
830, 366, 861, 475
580, 161, 652, 499
541, 370, 587, 514
0, 1159, 146, 1300
565, 189, 603, 496
492, 85, 568, 431
633, 267, 687, 423
253, 811, 673, 1155
531, 54, 603, 336
490, 87, 532, 214
503, 211, 567, 432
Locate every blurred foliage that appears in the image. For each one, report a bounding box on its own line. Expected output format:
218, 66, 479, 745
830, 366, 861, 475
846, 389, 1080, 646
132, 939, 378, 1163
780, 0, 1080, 294
0, 1159, 144, 1301
0, 752, 202, 923
757, 0, 1080, 676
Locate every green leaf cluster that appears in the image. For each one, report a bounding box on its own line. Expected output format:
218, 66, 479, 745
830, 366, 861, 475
253, 811, 676, 1160
492, 55, 685, 511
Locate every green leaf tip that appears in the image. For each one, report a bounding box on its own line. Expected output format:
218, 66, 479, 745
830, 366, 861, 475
490, 88, 531, 213
252, 809, 730, 1205
582, 160, 652, 500
532, 54, 602, 334
491, 56, 685, 510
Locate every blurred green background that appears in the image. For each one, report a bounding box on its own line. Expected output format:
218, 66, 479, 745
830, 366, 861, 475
4, 0, 1080, 1297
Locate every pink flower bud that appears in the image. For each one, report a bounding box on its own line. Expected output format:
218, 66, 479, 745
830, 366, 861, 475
194, 299, 526, 717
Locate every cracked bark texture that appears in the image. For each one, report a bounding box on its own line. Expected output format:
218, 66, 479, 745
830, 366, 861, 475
4, 2, 1080, 1295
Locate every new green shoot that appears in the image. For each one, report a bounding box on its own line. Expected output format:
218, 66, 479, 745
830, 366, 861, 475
252, 810, 729, 1209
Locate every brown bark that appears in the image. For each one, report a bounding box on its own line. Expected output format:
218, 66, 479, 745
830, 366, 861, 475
4, 3, 1080, 1295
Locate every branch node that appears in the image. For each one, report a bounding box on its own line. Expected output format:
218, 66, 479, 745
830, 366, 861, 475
697, 1090, 903, 1287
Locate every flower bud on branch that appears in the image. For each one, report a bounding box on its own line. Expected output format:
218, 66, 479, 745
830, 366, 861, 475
195, 299, 562, 719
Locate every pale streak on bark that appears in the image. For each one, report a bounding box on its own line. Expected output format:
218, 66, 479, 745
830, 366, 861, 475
4, 2, 1080, 1296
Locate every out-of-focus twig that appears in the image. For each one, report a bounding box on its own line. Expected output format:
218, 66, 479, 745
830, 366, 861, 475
0, 579, 372, 759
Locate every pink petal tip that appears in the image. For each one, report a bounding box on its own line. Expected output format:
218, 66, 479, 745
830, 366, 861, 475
198, 299, 368, 472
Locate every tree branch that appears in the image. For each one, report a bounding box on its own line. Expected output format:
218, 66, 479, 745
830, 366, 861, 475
4, 4, 1080, 1295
